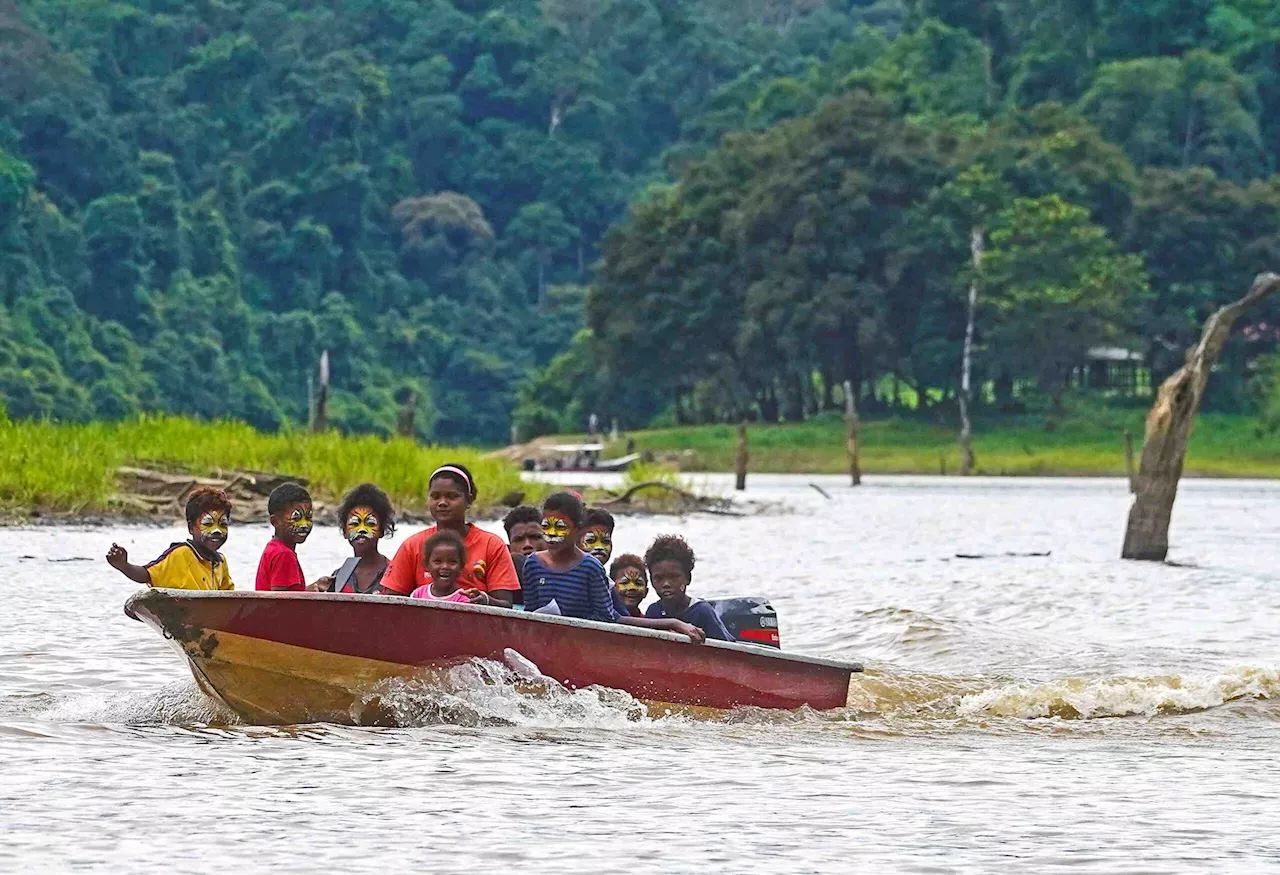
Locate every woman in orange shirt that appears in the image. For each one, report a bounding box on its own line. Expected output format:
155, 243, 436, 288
379, 463, 519, 607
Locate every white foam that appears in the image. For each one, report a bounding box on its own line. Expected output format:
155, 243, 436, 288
956, 665, 1280, 720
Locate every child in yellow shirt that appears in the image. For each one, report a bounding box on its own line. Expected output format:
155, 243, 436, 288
105, 487, 235, 590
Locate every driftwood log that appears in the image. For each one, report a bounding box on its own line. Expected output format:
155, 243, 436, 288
596, 481, 744, 516
1122, 272, 1280, 561
113, 466, 312, 523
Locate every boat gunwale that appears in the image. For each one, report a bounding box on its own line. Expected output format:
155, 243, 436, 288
125, 589, 863, 673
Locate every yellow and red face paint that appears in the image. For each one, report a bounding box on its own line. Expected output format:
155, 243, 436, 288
345, 507, 380, 543
541, 514, 571, 545
579, 526, 613, 563
614, 567, 647, 603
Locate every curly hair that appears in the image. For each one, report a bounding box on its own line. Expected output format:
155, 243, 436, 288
185, 486, 232, 526
338, 482, 396, 539
644, 534, 695, 578
609, 553, 647, 582
267, 482, 312, 516
503, 504, 542, 536
583, 507, 615, 534
422, 528, 467, 567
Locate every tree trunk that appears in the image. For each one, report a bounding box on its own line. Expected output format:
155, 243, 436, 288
735, 420, 748, 491
759, 387, 779, 424
1122, 272, 1280, 560
311, 350, 330, 432
958, 227, 982, 476
843, 379, 861, 487
1122, 428, 1136, 493
396, 391, 418, 439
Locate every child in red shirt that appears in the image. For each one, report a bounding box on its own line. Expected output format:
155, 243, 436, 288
256, 482, 319, 592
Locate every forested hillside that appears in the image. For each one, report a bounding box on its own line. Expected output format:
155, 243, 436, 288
516, 0, 1280, 434
0, 0, 879, 441
4, 0, 1280, 444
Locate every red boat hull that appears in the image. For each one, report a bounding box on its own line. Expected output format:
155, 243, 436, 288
125, 590, 861, 725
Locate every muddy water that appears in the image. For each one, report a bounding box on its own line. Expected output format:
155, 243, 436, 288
1, 475, 1278, 872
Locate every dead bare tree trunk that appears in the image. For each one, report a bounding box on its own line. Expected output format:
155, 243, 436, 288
1122, 272, 1280, 560
843, 379, 861, 487
1122, 429, 1136, 493
396, 391, 418, 439
311, 350, 330, 433
734, 420, 748, 491
958, 227, 983, 475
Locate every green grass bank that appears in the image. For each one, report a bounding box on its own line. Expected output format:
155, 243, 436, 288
604, 410, 1280, 478
0, 416, 530, 518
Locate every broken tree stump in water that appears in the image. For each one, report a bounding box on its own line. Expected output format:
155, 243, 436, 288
1122, 272, 1280, 561
735, 420, 748, 492
843, 380, 861, 486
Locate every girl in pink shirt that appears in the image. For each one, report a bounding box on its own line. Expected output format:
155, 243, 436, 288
410, 530, 491, 605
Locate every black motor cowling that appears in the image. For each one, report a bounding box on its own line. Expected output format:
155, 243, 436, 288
706, 597, 780, 648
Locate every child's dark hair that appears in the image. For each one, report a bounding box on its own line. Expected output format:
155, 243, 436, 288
429, 462, 477, 500
610, 553, 647, 581
422, 528, 467, 565
583, 507, 615, 533
503, 505, 542, 536
185, 486, 232, 526
644, 535, 695, 577
338, 482, 396, 539
267, 482, 312, 517
542, 491, 585, 527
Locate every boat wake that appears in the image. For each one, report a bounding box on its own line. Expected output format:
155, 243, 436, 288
0, 681, 238, 727
350, 650, 653, 729
846, 663, 1280, 721
3, 660, 1275, 732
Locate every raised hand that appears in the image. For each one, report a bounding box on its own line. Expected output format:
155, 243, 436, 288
106, 543, 129, 570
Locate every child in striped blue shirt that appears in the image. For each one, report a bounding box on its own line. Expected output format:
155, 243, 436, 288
523, 492, 706, 643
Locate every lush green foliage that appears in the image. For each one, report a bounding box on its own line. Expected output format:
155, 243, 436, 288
0, 414, 528, 514
5, 0, 1280, 444
0, 0, 868, 442
520, 0, 1280, 435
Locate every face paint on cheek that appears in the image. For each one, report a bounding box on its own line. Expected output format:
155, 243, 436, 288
615, 569, 647, 603
346, 508, 379, 543
288, 507, 313, 538
541, 515, 570, 545
198, 511, 228, 542
580, 528, 613, 561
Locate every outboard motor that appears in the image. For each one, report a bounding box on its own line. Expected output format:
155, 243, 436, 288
707, 597, 780, 648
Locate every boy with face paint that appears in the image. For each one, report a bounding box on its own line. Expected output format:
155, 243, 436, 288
105, 487, 235, 590
255, 482, 320, 592
316, 483, 396, 594
609, 554, 648, 617
579, 508, 615, 566
522, 492, 707, 642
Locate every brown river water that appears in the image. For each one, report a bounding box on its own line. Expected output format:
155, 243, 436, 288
1, 474, 1277, 872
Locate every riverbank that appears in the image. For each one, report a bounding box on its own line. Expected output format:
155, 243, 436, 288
550, 410, 1280, 477
0, 416, 532, 523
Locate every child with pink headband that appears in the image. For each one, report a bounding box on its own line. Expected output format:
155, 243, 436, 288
380, 462, 520, 607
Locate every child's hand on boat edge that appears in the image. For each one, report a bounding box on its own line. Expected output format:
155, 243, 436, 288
673, 621, 706, 643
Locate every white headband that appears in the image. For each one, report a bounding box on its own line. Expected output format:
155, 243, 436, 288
430, 465, 473, 495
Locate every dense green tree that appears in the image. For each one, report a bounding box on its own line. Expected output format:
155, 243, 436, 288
980, 195, 1149, 411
